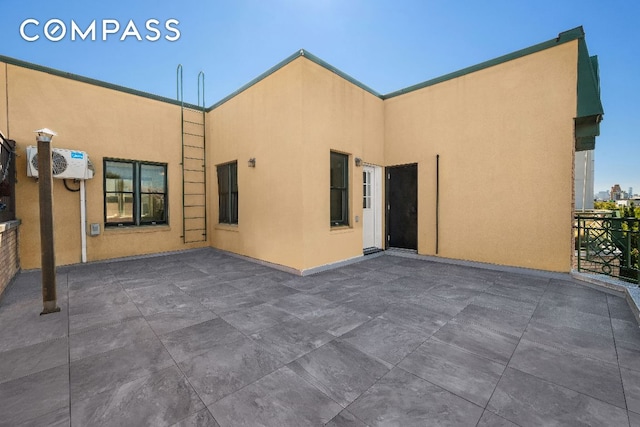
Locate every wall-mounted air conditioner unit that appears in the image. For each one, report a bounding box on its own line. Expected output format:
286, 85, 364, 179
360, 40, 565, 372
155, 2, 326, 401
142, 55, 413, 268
26, 146, 94, 180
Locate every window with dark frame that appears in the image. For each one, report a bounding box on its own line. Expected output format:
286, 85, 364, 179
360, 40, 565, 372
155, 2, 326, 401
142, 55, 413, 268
104, 159, 167, 227
330, 151, 349, 226
217, 161, 238, 224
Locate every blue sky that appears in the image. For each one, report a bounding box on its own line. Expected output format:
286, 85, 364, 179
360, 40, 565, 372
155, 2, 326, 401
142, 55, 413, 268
1, 0, 638, 195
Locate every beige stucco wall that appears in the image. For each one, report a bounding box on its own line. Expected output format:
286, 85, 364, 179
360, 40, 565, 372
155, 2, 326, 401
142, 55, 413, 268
207, 57, 385, 272
384, 40, 579, 271
4, 63, 206, 269
207, 58, 305, 270
299, 59, 385, 270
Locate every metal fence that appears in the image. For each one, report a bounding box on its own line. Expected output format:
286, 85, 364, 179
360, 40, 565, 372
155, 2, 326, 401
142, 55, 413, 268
575, 213, 640, 284
0, 134, 16, 223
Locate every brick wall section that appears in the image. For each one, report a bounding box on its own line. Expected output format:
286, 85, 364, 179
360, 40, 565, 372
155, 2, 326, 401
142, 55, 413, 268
0, 221, 20, 299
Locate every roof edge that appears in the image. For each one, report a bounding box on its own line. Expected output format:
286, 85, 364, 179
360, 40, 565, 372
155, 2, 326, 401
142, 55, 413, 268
206, 49, 382, 111
0, 54, 201, 110
382, 26, 586, 99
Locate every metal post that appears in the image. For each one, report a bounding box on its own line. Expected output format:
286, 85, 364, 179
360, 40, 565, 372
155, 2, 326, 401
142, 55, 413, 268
37, 134, 60, 315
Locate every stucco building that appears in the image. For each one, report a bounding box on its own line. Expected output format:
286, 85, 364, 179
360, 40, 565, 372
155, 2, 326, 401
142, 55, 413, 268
0, 26, 603, 280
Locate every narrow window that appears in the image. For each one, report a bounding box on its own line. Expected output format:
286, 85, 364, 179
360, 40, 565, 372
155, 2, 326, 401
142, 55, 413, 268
104, 159, 167, 227
330, 151, 349, 226
217, 161, 238, 224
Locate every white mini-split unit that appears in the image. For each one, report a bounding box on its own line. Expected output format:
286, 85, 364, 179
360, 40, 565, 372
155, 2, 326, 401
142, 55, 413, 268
26, 145, 94, 180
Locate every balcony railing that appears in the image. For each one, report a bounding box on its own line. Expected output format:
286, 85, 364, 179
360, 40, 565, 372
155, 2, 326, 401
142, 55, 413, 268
575, 213, 640, 284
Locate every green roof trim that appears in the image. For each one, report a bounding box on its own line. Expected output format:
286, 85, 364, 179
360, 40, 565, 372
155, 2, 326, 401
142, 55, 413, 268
0, 54, 202, 110
206, 49, 381, 111
382, 27, 587, 99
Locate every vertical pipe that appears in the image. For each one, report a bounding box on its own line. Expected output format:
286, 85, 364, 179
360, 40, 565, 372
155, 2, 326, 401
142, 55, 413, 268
80, 179, 87, 263
582, 151, 588, 212
436, 154, 440, 255
37, 136, 59, 314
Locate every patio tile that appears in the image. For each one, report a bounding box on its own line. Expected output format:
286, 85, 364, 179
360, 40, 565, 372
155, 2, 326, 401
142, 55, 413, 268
0, 305, 68, 352
608, 294, 638, 323
0, 364, 69, 426
348, 367, 483, 426
16, 406, 70, 427
288, 340, 390, 407
432, 319, 519, 364
173, 409, 220, 427
69, 286, 141, 333
612, 318, 640, 343
476, 410, 519, 427
484, 280, 547, 302
508, 339, 625, 408
199, 291, 267, 314
70, 337, 174, 400
339, 293, 392, 317
221, 303, 293, 334
160, 318, 244, 362
398, 339, 505, 406
395, 292, 467, 317
631, 411, 640, 427
179, 336, 282, 405
0, 337, 68, 384
530, 303, 613, 337
522, 320, 617, 364
175, 278, 239, 297
617, 338, 640, 372
249, 317, 334, 364
70, 316, 156, 361
209, 366, 342, 427
427, 284, 481, 304
538, 289, 609, 318
340, 317, 429, 365
622, 367, 640, 414
247, 282, 300, 301
380, 301, 449, 335
472, 291, 538, 316
452, 303, 530, 337
548, 278, 609, 299
488, 367, 628, 426
293, 302, 371, 337
144, 309, 218, 336
270, 292, 333, 317
71, 365, 203, 426
325, 410, 368, 427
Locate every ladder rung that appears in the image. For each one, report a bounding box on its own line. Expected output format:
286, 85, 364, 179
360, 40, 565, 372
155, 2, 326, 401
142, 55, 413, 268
183, 168, 204, 172
184, 193, 206, 196
184, 205, 205, 207
184, 181, 205, 184
183, 132, 204, 138
183, 144, 204, 149
183, 120, 204, 126
183, 156, 205, 161
185, 227, 206, 231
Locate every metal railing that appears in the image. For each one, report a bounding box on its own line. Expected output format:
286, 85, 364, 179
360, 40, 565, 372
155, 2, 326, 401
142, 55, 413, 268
575, 213, 640, 284
0, 134, 16, 223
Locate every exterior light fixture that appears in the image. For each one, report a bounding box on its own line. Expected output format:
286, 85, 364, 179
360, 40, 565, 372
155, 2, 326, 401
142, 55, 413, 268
248, 158, 256, 168
354, 157, 363, 167
34, 127, 60, 315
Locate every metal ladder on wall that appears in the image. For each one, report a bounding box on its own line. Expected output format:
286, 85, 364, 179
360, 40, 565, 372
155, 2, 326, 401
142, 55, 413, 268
177, 65, 207, 243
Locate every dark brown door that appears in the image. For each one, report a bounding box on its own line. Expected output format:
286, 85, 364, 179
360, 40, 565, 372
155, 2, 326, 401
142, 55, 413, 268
386, 164, 418, 250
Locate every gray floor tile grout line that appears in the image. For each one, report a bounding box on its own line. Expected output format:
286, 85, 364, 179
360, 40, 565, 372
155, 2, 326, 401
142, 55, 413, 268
478, 277, 550, 423
115, 262, 223, 426
502, 278, 631, 415
607, 293, 633, 427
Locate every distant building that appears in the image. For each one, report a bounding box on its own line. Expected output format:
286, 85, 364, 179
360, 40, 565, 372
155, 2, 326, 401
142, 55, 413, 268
596, 191, 611, 201
574, 150, 594, 210
611, 184, 623, 200
630, 187, 634, 198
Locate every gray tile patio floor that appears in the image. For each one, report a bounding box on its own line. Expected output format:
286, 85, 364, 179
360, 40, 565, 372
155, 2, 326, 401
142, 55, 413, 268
1, 248, 640, 426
